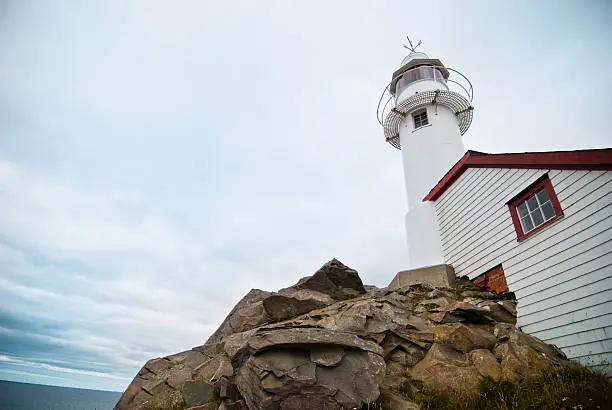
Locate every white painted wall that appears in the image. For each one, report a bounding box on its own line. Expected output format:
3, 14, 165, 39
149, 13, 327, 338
396, 77, 448, 101
399, 104, 464, 208
434, 168, 612, 372
397, 76, 465, 268
399, 104, 464, 268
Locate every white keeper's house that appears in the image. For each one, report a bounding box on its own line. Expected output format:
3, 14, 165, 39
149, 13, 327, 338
377, 42, 612, 373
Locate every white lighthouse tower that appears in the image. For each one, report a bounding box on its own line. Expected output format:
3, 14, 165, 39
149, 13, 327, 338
377, 39, 474, 269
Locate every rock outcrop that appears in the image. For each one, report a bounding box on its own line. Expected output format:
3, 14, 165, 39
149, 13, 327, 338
115, 259, 567, 410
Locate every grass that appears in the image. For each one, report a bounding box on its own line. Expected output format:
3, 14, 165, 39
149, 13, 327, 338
451, 275, 483, 293
398, 364, 612, 410
208, 390, 220, 403
142, 392, 187, 410
142, 400, 187, 410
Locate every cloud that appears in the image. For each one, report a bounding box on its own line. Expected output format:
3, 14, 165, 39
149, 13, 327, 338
0, 148, 406, 390
0, 0, 611, 392
0, 369, 68, 381
0, 355, 129, 381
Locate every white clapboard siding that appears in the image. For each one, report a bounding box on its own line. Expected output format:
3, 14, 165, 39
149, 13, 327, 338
520, 298, 612, 330
435, 168, 612, 368
439, 168, 539, 237
561, 339, 612, 359
521, 300, 612, 331
574, 353, 612, 372
532, 314, 612, 342
440, 169, 540, 250
513, 245, 612, 298
547, 326, 612, 349
519, 282, 612, 318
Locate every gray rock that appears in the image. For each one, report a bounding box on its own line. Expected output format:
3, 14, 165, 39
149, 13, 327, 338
236, 349, 341, 410
316, 350, 385, 407
231, 327, 384, 368
414, 297, 452, 313
116, 259, 575, 410
379, 390, 420, 410
462, 290, 495, 299
218, 399, 248, 410
183, 381, 214, 407
207, 259, 366, 348
231, 328, 385, 409
192, 354, 233, 383
262, 294, 328, 322
186, 402, 219, 410
235, 348, 384, 409
207, 289, 273, 344
216, 377, 243, 401
310, 346, 345, 367
318, 301, 370, 332
284, 258, 366, 300
429, 301, 495, 324
497, 300, 518, 317
410, 343, 482, 393
469, 349, 501, 380
434, 323, 497, 352
477, 300, 517, 324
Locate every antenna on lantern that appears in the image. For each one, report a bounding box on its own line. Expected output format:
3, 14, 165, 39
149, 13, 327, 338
402, 36, 422, 52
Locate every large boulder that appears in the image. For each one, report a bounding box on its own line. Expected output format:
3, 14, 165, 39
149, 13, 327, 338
279, 258, 366, 301
469, 349, 501, 380
261, 293, 331, 323
433, 323, 497, 352
492, 322, 566, 381
114, 348, 224, 409
206, 289, 273, 344
410, 343, 482, 393
116, 260, 570, 410
236, 344, 385, 409
207, 259, 364, 344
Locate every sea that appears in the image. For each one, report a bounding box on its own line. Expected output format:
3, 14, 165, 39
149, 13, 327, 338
0, 380, 122, 410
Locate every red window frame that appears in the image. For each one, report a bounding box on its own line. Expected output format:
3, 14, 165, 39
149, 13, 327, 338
507, 174, 563, 241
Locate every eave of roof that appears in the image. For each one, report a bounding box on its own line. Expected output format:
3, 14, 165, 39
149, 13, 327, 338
423, 148, 612, 202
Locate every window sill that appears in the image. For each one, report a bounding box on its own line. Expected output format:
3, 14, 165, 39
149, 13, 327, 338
516, 213, 563, 242
412, 123, 432, 133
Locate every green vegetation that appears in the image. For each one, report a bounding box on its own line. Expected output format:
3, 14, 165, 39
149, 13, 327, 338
398, 364, 612, 410
208, 390, 220, 403
452, 275, 476, 290
451, 275, 485, 293
142, 394, 187, 410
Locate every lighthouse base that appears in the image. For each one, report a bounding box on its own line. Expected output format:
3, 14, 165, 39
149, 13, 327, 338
388, 264, 456, 289
405, 202, 445, 269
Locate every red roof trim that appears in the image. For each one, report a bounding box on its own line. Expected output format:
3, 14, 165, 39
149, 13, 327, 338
423, 148, 612, 201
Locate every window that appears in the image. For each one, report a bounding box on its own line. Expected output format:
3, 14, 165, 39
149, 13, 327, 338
397, 66, 447, 91
507, 174, 563, 240
412, 109, 429, 129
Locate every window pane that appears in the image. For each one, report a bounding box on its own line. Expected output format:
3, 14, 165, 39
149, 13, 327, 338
517, 202, 529, 217
536, 188, 550, 205
531, 208, 544, 226
415, 67, 425, 80
541, 201, 555, 220
413, 111, 428, 128
526, 196, 539, 211
521, 216, 534, 233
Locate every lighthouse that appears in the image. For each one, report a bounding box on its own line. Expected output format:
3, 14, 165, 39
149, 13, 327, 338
377, 40, 474, 269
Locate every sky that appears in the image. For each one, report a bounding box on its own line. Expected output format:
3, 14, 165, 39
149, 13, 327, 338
1, 0, 611, 392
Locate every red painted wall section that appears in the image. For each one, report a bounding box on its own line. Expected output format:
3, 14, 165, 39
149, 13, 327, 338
473, 265, 509, 293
